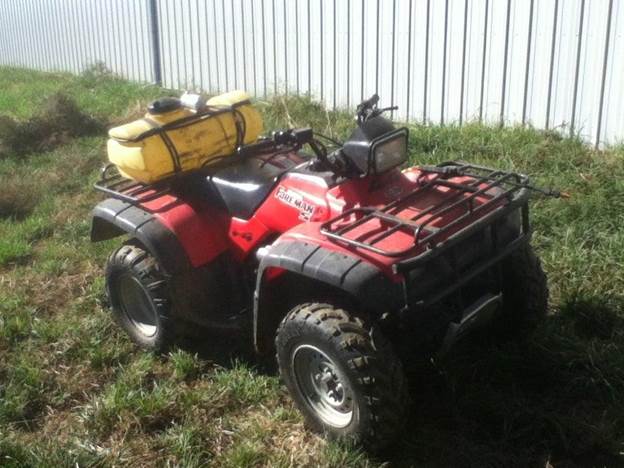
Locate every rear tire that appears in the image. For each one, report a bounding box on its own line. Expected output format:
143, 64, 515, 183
497, 243, 549, 338
105, 241, 175, 352
275, 303, 409, 452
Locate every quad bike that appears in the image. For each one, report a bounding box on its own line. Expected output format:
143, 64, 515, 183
91, 94, 550, 450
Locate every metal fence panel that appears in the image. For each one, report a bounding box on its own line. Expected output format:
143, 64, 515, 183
0, 0, 622, 147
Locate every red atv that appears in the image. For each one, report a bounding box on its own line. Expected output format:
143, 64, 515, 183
91, 95, 548, 449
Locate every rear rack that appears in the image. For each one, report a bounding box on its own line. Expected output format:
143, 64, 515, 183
94, 150, 303, 205
320, 162, 530, 261
93, 164, 173, 204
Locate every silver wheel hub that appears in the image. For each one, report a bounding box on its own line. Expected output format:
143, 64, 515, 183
118, 274, 158, 337
292, 344, 354, 428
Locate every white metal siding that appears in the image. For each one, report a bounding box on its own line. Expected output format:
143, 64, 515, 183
0, 0, 622, 147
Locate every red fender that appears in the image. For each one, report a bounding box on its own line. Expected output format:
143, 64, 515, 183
141, 194, 229, 268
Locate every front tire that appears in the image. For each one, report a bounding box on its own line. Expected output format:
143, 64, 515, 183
275, 303, 409, 451
105, 241, 175, 352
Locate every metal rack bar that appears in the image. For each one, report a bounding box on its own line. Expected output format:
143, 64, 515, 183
413, 172, 517, 245
331, 175, 444, 236
93, 164, 171, 204
320, 163, 529, 259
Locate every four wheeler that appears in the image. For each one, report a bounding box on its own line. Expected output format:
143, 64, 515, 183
91, 94, 549, 449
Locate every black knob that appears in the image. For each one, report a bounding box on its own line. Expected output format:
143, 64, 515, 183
147, 97, 182, 115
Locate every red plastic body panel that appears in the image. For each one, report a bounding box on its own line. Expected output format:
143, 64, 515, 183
134, 158, 501, 277
252, 167, 499, 279
140, 194, 230, 268
254, 171, 332, 230
227, 215, 271, 261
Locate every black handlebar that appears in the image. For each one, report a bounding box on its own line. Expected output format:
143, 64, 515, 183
356, 94, 397, 125
235, 126, 344, 173
356, 93, 380, 113
236, 138, 276, 158
237, 127, 314, 158
237, 95, 397, 173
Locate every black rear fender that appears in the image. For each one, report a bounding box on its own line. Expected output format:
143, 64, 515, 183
90, 198, 191, 275
92, 198, 246, 330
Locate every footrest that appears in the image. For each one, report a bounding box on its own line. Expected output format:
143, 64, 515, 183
439, 293, 502, 355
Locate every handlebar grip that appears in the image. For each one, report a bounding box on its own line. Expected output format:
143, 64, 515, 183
237, 139, 276, 157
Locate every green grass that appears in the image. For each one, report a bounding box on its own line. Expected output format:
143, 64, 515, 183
0, 66, 623, 467
0, 65, 170, 120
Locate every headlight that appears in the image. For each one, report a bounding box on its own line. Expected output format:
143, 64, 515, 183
371, 129, 408, 173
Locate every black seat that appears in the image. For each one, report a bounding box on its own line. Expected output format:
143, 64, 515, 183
208, 156, 287, 219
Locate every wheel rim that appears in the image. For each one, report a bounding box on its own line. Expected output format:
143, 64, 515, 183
291, 344, 354, 428
117, 273, 158, 337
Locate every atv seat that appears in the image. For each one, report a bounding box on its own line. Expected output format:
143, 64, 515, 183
208, 156, 284, 219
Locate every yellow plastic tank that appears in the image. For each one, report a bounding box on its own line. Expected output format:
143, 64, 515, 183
107, 90, 263, 183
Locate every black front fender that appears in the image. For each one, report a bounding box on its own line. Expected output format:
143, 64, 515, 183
253, 241, 403, 353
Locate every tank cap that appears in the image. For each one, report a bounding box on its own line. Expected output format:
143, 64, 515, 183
147, 97, 182, 115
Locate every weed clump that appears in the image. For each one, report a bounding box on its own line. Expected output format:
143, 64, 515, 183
77, 62, 116, 87
0, 178, 40, 219
169, 349, 204, 381
0, 92, 104, 157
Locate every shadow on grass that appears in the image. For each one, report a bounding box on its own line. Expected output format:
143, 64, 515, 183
391, 296, 624, 467
177, 328, 260, 370
177, 298, 624, 467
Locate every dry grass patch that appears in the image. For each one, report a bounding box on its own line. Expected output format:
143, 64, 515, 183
0, 178, 40, 220
0, 93, 104, 158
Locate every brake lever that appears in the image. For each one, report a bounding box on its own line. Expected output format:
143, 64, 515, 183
360, 105, 399, 123
377, 105, 399, 114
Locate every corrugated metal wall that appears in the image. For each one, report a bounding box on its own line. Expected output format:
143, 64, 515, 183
0, 0, 622, 147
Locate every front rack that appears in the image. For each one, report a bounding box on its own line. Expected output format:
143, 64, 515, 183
93, 164, 173, 204
320, 162, 530, 260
